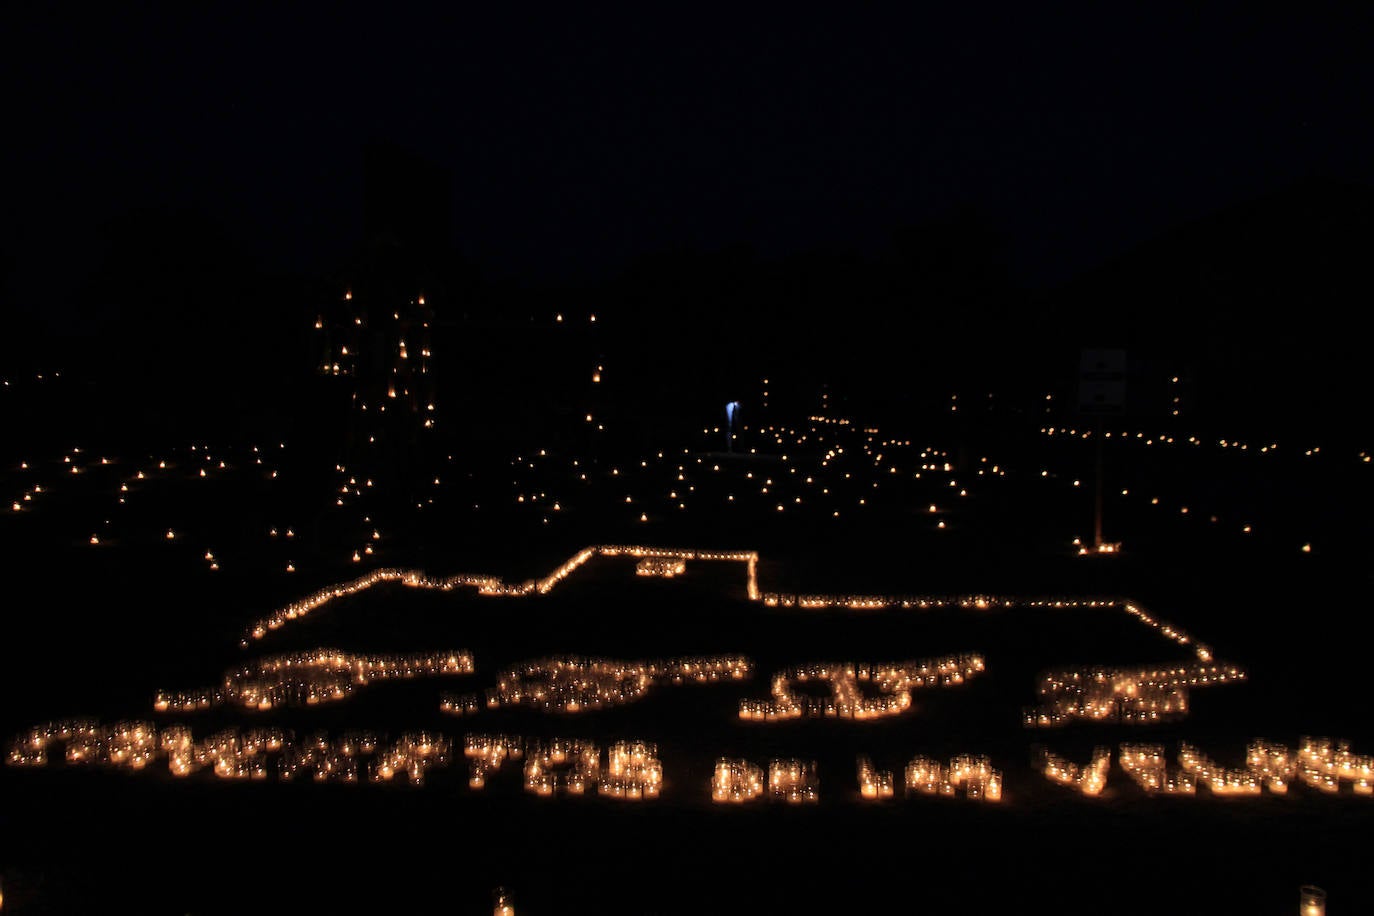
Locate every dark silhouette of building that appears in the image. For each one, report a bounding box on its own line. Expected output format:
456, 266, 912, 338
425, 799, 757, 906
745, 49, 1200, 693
362, 143, 453, 259
313, 144, 451, 506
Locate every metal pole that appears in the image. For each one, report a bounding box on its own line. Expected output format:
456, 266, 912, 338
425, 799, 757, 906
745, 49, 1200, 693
1094, 416, 1104, 549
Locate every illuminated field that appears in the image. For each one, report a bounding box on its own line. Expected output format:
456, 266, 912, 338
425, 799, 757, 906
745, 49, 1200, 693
20, 543, 1373, 815
3, 383, 1372, 913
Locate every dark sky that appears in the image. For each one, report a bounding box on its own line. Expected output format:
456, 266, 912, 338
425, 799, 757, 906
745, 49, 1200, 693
4, 4, 1373, 312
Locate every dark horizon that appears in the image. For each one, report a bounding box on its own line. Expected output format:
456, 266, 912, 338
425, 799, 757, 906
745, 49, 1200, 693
3, 4, 1373, 538
5, 167, 1370, 449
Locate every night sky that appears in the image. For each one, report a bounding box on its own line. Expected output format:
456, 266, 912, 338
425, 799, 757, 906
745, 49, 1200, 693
5, 4, 1374, 324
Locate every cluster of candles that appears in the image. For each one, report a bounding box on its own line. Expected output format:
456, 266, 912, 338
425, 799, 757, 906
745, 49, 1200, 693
13, 359, 1358, 596
857, 756, 894, 798
277, 731, 379, 782
1037, 746, 1113, 796
1295, 737, 1374, 795
464, 735, 663, 799
1024, 662, 1245, 727
854, 754, 1004, 801
635, 556, 685, 577
1177, 741, 1273, 795
9, 441, 295, 569
714, 753, 1006, 802
9, 720, 118, 768
0, 374, 1176, 642
314, 288, 434, 407
368, 733, 450, 785
464, 733, 524, 788
440, 693, 483, 715
7, 720, 162, 770
767, 759, 820, 803
905, 754, 1003, 801
505, 392, 978, 531
1052, 738, 1374, 796
521, 739, 602, 795
316, 301, 601, 550
154, 649, 474, 712
1119, 744, 1199, 794
463, 655, 750, 714
738, 655, 984, 721
161, 726, 292, 779
600, 741, 664, 799
596, 546, 760, 598
9, 720, 453, 785
711, 758, 765, 802
710, 758, 819, 803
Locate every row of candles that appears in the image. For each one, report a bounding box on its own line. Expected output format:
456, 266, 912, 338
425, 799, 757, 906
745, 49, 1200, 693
1040, 424, 1356, 462
11, 722, 1372, 799
237, 546, 1214, 677
1038, 424, 1364, 551
239, 546, 763, 645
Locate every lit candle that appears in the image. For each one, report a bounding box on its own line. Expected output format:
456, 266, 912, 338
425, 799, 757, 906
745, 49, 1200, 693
1300, 886, 1326, 916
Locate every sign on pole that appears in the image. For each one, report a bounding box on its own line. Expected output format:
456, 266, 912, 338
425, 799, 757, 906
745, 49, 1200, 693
1078, 349, 1126, 414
